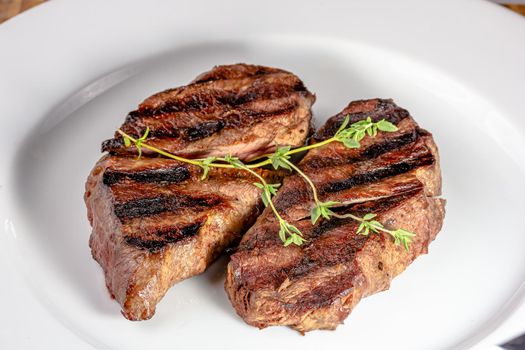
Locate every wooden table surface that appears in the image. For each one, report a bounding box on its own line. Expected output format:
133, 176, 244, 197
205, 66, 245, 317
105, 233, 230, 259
0, 0, 44, 23
1, 0, 525, 23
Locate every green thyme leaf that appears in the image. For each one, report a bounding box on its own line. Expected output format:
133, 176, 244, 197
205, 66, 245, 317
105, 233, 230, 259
363, 213, 377, 220
336, 116, 351, 134
278, 222, 287, 242
376, 120, 398, 132
369, 220, 382, 233
261, 190, 270, 207
310, 201, 339, 224
292, 234, 306, 245
334, 117, 398, 150
392, 228, 416, 251
200, 156, 217, 180
287, 223, 302, 235
269, 146, 292, 171
266, 183, 280, 196
311, 206, 322, 225
343, 138, 360, 148
133, 127, 151, 159
117, 113, 405, 248
346, 211, 416, 250
224, 154, 244, 169
354, 130, 366, 142
140, 126, 150, 140
254, 183, 280, 207
277, 220, 305, 246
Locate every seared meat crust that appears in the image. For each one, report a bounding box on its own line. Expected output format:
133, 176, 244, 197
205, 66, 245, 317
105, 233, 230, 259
102, 64, 315, 161
225, 99, 445, 332
85, 64, 315, 320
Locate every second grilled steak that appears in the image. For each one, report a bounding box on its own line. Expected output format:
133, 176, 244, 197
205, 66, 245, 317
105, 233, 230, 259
225, 99, 446, 332
86, 156, 280, 320
85, 64, 315, 320
102, 64, 315, 161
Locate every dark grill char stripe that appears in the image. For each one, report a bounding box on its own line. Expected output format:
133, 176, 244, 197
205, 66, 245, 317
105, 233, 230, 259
310, 215, 357, 239
282, 188, 423, 284
124, 237, 166, 252
124, 221, 204, 253
101, 138, 124, 154
101, 103, 299, 152
320, 155, 434, 195
274, 151, 434, 213
147, 104, 298, 141
309, 187, 423, 240
186, 120, 224, 141
302, 131, 418, 170
127, 82, 305, 120
103, 166, 191, 186
114, 194, 223, 220
177, 104, 298, 142
361, 131, 418, 160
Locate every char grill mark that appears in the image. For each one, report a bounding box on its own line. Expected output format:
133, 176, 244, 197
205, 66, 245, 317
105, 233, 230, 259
149, 103, 298, 141
114, 194, 223, 220
124, 221, 204, 253
320, 154, 434, 195
302, 130, 419, 170
132, 82, 306, 119
237, 189, 424, 292
360, 130, 418, 160
86, 64, 315, 321
102, 103, 294, 151
309, 215, 359, 240
225, 98, 445, 332
297, 187, 424, 241
103, 166, 191, 186
186, 120, 223, 141
100, 64, 315, 160
273, 141, 434, 213
314, 99, 410, 141
291, 273, 357, 311
101, 138, 125, 154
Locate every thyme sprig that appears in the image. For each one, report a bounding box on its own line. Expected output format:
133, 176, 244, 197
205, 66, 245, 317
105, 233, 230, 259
116, 116, 414, 249
124, 126, 150, 158
333, 116, 398, 148
332, 212, 415, 250
223, 155, 305, 246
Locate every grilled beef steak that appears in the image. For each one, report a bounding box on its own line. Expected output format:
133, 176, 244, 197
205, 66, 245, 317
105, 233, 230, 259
102, 64, 315, 161
225, 99, 446, 332
85, 64, 315, 320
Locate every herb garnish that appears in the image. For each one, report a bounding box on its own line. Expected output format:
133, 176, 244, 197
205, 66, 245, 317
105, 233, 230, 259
332, 212, 415, 250
117, 116, 415, 249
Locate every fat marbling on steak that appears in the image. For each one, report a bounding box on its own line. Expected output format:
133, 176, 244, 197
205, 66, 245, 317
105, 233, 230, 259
85, 64, 315, 320
225, 99, 446, 332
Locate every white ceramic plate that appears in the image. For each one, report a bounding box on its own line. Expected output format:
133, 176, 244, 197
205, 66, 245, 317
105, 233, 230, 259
1, 1, 525, 349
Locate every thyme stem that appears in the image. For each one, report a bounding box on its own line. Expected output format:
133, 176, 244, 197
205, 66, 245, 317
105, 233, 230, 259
117, 130, 203, 166
227, 160, 284, 223
281, 158, 320, 204
115, 116, 412, 248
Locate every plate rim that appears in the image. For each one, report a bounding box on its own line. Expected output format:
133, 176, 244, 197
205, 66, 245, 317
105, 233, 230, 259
1, 0, 525, 349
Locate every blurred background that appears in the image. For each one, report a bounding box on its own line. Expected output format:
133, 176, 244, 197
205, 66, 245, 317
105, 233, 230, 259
1, 0, 524, 24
